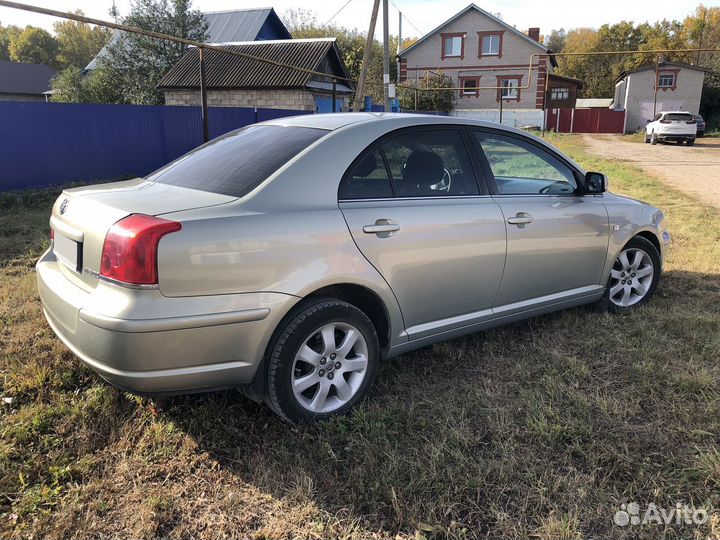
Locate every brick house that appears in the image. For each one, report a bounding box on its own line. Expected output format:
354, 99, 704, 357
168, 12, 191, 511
612, 62, 705, 133
398, 3, 557, 120
157, 39, 353, 112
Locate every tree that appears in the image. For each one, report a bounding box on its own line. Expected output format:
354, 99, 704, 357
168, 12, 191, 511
51, 66, 124, 104
8, 26, 58, 67
53, 11, 112, 69
399, 73, 454, 112
0, 23, 22, 61
544, 28, 566, 52
282, 8, 404, 106
100, 0, 208, 104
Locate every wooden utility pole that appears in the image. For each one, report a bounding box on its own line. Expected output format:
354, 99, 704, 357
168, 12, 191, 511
382, 0, 390, 111
353, 0, 381, 112
397, 11, 402, 84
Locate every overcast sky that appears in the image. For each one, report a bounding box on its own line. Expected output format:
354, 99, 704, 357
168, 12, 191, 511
1, 0, 716, 40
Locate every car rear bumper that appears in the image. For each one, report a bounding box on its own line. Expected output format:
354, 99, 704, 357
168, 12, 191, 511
657, 133, 695, 141
36, 248, 298, 394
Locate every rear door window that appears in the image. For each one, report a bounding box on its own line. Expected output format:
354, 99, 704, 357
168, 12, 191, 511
664, 113, 694, 122
148, 125, 327, 197
381, 129, 480, 197
339, 148, 394, 200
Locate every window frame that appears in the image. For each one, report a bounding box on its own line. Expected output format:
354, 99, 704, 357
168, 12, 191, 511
459, 76, 480, 96
468, 127, 585, 198
478, 31, 504, 58
338, 125, 490, 202
550, 87, 569, 100
497, 76, 522, 102
656, 69, 679, 91
441, 33, 465, 59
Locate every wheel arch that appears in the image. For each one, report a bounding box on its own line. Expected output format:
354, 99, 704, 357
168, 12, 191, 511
244, 282, 393, 402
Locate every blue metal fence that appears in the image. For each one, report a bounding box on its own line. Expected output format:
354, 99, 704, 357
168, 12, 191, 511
0, 102, 310, 191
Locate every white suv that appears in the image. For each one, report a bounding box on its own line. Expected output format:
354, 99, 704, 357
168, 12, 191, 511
645, 111, 697, 146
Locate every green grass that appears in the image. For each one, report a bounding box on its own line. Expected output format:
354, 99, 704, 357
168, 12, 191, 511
1, 138, 719, 539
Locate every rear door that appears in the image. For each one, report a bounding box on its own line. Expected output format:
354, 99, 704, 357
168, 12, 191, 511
339, 127, 506, 340
469, 129, 609, 313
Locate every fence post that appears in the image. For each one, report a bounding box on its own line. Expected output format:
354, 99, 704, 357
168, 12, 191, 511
199, 47, 209, 143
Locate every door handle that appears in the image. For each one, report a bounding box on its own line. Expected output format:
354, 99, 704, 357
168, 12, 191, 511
363, 219, 400, 237
507, 212, 534, 227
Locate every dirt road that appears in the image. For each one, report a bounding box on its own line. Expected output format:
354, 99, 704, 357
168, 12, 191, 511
580, 134, 720, 208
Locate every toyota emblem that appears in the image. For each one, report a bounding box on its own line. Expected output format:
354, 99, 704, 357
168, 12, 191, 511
59, 199, 69, 215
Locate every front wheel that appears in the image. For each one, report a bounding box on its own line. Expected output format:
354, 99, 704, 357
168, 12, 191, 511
265, 298, 379, 423
605, 237, 661, 312
650, 132, 658, 145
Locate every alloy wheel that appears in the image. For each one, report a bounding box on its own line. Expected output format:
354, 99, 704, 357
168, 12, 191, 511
291, 322, 369, 413
609, 248, 655, 308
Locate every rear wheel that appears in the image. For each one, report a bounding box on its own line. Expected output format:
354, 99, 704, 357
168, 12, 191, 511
687, 138, 696, 146
265, 298, 379, 423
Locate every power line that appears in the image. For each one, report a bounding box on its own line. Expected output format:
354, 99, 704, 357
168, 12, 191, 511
324, 0, 356, 26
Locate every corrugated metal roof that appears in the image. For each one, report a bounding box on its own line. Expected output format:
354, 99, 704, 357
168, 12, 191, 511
157, 39, 350, 90
0, 61, 55, 95
85, 8, 290, 70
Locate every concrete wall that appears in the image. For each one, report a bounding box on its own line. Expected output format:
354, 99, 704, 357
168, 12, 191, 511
623, 68, 705, 132
399, 7, 550, 111
451, 108, 544, 128
163, 88, 317, 111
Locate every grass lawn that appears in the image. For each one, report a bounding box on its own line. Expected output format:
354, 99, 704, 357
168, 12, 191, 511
1, 136, 719, 539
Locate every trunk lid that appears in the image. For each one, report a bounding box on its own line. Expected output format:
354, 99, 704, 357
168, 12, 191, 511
50, 178, 235, 289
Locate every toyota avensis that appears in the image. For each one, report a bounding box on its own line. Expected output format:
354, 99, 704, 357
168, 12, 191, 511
37, 113, 670, 422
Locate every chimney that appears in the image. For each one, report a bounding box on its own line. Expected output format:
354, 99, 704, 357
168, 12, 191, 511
528, 27, 540, 42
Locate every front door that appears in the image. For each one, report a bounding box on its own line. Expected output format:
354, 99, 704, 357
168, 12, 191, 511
470, 129, 609, 313
339, 127, 506, 340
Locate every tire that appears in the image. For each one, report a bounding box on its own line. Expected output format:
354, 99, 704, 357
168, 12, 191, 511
687, 138, 695, 146
594, 236, 661, 313
644, 133, 650, 143
265, 298, 379, 423
650, 132, 658, 145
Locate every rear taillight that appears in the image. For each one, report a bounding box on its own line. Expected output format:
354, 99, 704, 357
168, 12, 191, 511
100, 214, 181, 285
50, 228, 54, 243
660, 119, 671, 124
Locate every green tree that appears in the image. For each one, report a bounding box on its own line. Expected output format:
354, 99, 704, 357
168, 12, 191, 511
8, 26, 58, 67
544, 28, 566, 52
100, 0, 208, 104
51, 66, 124, 104
53, 10, 112, 69
399, 73, 454, 112
0, 22, 22, 61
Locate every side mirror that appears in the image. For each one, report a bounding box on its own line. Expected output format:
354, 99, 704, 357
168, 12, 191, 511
584, 171, 608, 194
646, 119, 651, 123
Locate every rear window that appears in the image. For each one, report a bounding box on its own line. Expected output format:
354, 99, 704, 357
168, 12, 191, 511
664, 113, 694, 122
148, 125, 327, 197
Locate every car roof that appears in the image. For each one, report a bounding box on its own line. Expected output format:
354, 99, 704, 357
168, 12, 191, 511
261, 112, 587, 175
660, 111, 694, 115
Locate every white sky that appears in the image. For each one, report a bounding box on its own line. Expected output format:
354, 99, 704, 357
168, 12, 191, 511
1, 0, 716, 40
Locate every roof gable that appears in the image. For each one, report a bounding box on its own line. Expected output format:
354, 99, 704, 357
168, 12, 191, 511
0, 61, 55, 95
614, 61, 706, 83
399, 3, 548, 57
157, 39, 352, 90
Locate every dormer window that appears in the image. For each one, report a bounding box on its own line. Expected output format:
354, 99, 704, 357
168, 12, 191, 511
478, 31, 504, 58
441, 33, 465, 59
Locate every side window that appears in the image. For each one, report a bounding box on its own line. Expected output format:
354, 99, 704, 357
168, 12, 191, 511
339, 148, 394, 200
473, 132, 577, 195
381, 129, 480, 197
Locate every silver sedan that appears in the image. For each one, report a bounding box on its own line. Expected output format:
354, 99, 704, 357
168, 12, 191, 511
37, 113, 670, 422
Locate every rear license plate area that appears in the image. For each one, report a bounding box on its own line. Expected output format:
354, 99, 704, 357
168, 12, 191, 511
53, 233, 83, 272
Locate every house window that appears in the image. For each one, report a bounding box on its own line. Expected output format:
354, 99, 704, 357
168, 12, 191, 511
551, 87, 569, 100
460, 77, 480, 96
478, 31, 504, 58
442, 33, 464, 59
658, 73, 675, 88
500, 78, 519, 99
